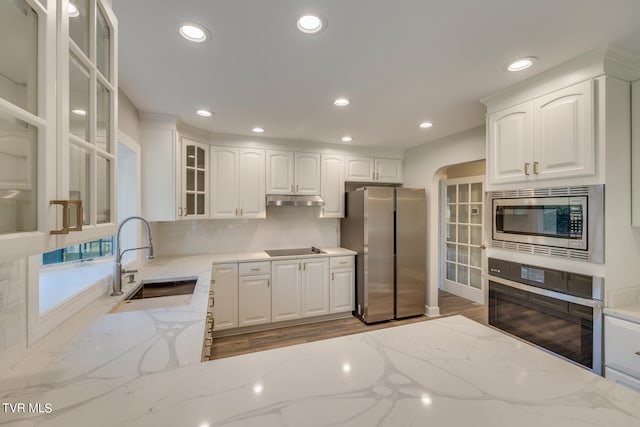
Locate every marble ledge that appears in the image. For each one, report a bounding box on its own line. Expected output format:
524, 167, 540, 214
605, 286, 640, 323
1, 316, 639, 426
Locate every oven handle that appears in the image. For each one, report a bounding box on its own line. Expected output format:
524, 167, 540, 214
485, 274, 604, 308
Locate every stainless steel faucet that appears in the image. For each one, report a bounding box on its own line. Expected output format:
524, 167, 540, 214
112, 216, 154, 296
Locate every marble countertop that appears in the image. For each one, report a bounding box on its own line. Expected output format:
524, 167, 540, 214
604, 287, 640, 323
1, 315, 639, 426
210, 247, 356, 264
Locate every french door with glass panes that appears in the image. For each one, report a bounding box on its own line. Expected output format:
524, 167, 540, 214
442, 176, 485, 303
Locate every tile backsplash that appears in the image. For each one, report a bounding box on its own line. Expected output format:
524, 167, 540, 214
152, 207, 340, 256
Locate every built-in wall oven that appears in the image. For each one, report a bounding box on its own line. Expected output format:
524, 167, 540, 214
489, 185, 604, 263
487, 258, 604, 374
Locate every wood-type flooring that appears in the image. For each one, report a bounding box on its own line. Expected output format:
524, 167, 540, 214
209, 290, 486, 360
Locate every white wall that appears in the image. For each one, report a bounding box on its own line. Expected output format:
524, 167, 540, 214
403, 126, 486, 315
118, 89, 140, 142
152, 208, 339, 256
0, 258, 27, 372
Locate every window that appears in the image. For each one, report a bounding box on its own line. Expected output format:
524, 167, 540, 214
42, 238, 114, 265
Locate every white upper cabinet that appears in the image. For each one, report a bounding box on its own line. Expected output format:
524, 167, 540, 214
345, 156, 374, 181
140, 118, 180, 222
266, 150, 294, 194
0, 0, 119, 259
238, 148, 266, 218
210, 147, 238, 218
320, 154, 345, 218
267, 150, 320, 195
487, 103, 533, 184
210, 147, 265, 219
486, 80, 595, 186
533, 80, 595, 180
345, 156, 403, 183
375, 158, 403, 183
180, 138, 209, 219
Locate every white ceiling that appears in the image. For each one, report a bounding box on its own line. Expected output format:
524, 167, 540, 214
114, 0, 640, 150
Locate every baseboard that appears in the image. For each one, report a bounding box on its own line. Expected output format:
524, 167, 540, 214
425, 305, 440, 317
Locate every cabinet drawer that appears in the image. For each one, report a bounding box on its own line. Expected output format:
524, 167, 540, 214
604, 316, 640, 378
330, 256, 354, 269
239, 261, 271, 276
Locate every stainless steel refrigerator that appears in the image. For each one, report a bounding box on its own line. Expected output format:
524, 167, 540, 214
341, 187, 426, 323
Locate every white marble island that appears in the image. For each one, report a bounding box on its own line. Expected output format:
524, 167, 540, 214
1, 316, 639, 426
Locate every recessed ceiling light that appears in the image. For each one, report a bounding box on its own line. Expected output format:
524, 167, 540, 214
68, 3, 80, 18
252, 127, 264, 133
506, 57, 537, 72
419, 121, 433, 129
196, 109, 213, 117
297, 14, 325, 34
341, 136, 353, 142
71, 109, 87, 116
334, 98, 350, 107
179, 23, 209, 43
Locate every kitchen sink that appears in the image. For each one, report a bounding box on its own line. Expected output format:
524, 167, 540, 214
264, 247, 326, 257
109, 278, 197, 313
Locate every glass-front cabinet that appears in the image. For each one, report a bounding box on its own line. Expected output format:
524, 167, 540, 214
181, 138, 209, 218
0, 0, 118, 261
59, 0, 117, 245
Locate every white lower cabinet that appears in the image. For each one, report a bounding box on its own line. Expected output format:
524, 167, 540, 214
604, 314, 640, 391
238, 275, 271, 326
271, 260, 302, 321
214, 255, 354, 332
301, 258, 330, 317
212, 263, 238, 331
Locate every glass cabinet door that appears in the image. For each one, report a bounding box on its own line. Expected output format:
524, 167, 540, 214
182, 140, 208, 217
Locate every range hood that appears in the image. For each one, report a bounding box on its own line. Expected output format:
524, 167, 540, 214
266, 194, 325, 207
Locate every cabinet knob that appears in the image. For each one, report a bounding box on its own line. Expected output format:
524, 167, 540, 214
636, 351, 640, 356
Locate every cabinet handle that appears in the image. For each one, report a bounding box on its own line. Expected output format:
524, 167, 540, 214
50, 200, 83, 234
340, 261, 348, 264
331, 272, 335, 280
296, 184, 299, 192
376, 172, 379, 180
291, 185, 295, 192
235, 208, 238, 216
524, 162, 530, 176
267, 279, 270, 287
303, 262, 306, 270
251, 268, 260, 271
636, 351, 640, 356
240, 208, 243, 216
533, 161, 539, 175
298, 262, 301, 270
372, 171, 375, 179
178, 207, 183, 217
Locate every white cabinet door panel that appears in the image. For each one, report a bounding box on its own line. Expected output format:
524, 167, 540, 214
533, 80, 594, 180
345, 156, 374, 182
238, 275, 271, 326
266, 150, 294, 194
301, 258, 329, 317
271, 260, 301, 321
330, 268, 354, 313
375, 158, 403, 183
295, 152, 321, 195
320, 154, 344, 218
212, 263, 238, 330
487, 102, 533, 185
239, 148, 266, 218
210, 147, 238, 219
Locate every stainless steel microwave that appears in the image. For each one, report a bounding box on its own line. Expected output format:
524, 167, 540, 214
489, 185, 604, 263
